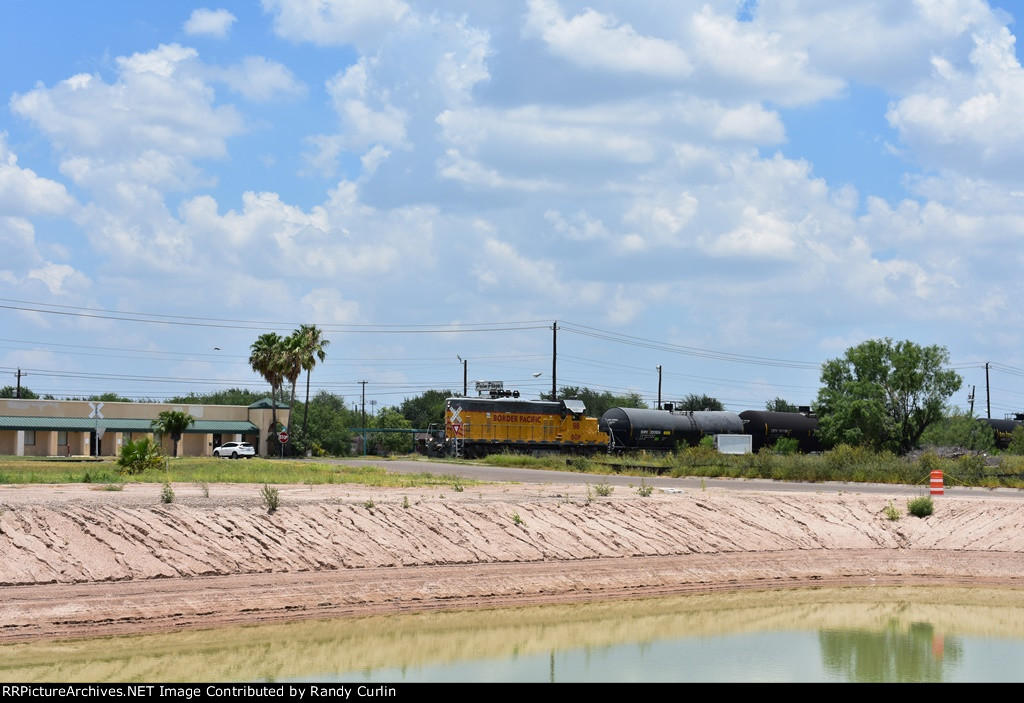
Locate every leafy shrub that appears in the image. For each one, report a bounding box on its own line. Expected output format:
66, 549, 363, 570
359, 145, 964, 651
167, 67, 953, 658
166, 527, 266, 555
773, 437, 800, 455
883, 502, 901, 521
637, 479, 653, 497
160, 482, 175, 504
594, 480, 614, 497
918, 450, 946, 473
954, 454, 987, 483
117, 437, 164, 475
1007, 427, 1024, 456
907, 496, 934, 518
920, 412, 996, 452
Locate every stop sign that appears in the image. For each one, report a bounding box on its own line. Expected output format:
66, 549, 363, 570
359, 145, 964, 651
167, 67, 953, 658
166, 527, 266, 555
279, 430, 289, 444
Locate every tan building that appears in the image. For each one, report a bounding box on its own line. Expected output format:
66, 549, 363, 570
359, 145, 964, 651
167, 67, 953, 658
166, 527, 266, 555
0, 398, 290, 458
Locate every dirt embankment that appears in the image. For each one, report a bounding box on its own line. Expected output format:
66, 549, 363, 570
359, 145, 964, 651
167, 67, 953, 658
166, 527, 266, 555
2, 480, 1024, 642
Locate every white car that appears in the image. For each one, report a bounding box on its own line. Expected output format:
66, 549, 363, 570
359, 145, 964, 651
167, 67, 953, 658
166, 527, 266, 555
213, 441, 256, 459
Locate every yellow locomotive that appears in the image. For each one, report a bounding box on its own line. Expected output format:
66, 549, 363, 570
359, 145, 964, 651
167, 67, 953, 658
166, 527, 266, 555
426, 394, 609, 458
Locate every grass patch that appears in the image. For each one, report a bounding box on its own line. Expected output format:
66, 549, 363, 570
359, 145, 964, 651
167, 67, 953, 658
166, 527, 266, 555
0, 457, 484, 488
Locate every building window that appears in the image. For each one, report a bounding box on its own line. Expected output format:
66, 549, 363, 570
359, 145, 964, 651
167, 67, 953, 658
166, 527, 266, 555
58, 431, 68, 446
25, 430, 36, 446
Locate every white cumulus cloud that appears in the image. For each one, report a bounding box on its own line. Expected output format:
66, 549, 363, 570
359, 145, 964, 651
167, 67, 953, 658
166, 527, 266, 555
184, 8, 237, 38
523, 0, 692, 78
262, 0, 410, 48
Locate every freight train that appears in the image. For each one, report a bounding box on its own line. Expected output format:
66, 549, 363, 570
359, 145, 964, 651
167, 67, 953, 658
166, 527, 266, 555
422, 393, 821, 458
979, 416, 1024, 449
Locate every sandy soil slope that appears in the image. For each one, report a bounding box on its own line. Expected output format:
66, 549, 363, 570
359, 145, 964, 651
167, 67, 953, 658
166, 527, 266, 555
2, 480, 1023, 642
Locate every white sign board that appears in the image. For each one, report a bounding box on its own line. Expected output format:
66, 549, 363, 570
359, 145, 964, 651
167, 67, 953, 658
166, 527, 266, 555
475, 380, 504, 395
716, 434, 752, 455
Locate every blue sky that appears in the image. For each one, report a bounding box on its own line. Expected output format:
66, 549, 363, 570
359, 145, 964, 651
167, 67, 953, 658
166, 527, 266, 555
2, 0, 1024, 419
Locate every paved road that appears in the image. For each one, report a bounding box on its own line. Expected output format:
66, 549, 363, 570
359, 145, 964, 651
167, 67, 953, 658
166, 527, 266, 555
320, 457, 1024, 499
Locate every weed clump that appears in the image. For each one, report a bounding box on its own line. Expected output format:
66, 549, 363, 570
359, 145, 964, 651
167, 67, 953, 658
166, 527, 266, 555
907, 496, 934, 518
261, 484, 280, 513
160, 482, 175, 504
883, 501, 901, 521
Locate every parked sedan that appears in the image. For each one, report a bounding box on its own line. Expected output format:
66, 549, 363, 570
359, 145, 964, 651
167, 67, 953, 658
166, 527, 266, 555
213, 441, 256, 459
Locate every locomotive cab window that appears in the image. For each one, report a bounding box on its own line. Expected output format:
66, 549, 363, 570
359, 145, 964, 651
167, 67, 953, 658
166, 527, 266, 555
562, 399, 587, 420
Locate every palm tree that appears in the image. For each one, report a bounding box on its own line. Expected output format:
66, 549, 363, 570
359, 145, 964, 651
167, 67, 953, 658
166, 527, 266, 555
151, 410, 195, 458
250, 332, 286, 451
282, 332, 304, 412
295, 324, 330, 438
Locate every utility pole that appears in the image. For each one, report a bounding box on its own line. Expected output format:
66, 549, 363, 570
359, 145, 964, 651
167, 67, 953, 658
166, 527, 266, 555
360, 380, 368, 456
656, 365, 662, 410
986, 362, 991, 419
968, 385, 975, 416
15, 368, 25, 399
551, 321, 558, 400
457, 355, 467, 397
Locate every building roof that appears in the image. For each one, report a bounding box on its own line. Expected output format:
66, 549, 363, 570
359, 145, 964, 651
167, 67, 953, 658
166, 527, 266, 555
0, 417, 259, 434
248, 398, 289, 410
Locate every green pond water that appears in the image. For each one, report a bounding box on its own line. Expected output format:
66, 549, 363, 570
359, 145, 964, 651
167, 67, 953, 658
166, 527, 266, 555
4, 586, 1024, 683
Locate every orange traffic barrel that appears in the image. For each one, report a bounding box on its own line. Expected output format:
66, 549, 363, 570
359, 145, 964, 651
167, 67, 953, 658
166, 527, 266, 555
930, 470, 944, 496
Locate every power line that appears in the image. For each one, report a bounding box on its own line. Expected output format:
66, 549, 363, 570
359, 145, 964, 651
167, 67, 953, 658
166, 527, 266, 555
0, 298, 550, 333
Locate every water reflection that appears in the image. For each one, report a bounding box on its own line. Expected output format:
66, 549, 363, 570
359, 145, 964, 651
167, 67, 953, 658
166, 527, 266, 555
3, 587, 1024, 683
820, 622, 963, 683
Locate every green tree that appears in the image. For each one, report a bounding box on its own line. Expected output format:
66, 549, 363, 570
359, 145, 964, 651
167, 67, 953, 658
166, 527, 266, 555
765, 397, 798, 413
249, 332, 287, 453
545, 386, 648, 416
89, 392, 136, 403
151, 410, 196, 458
816, 338, 962, 454
166, 388, 264, 406
294, 324, 330, 439
678, 393, 724, 411
370, 406, 414, 455
294, 391, 356, 456
400, 389, 453, 428
0, 385, 39, 399
281, 332, 304, 411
